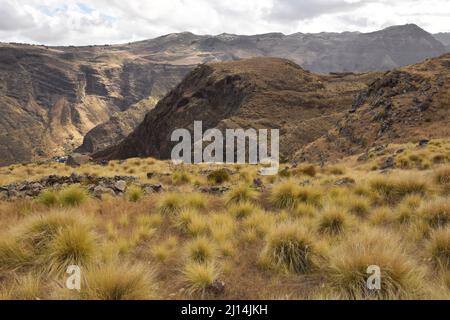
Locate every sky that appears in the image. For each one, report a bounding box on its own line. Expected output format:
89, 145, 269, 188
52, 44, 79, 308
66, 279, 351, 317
0, 0, 449, 46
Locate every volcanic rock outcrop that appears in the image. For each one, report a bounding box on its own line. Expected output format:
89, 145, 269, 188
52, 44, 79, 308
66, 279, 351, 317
296, 53, 450, 162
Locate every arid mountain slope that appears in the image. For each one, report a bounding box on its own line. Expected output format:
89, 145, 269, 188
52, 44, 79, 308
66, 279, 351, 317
434, 33, 450, 51
123, 24, 446, 73
95, 58, 380, 161
0, 24, 447, 166
0, 44, 192, 166
296, 53, 450, 162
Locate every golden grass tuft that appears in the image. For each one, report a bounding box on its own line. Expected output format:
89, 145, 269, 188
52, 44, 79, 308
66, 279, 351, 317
58, 186, 88, 207
419, 198, 450, 229
225, 184, 258, 204
126, 186, 144, 202
81, 264, 157, 300
186, 237, 216, 263
427, 228, 450, 270
262, 223, 318, 273
227, 202, 259, 220
326, 229, 425, 299
183, 262, 219, 296
317, 207, 349, 236
207, 169, 230, 184
157, 193, 184, 216
270, 180, 300, 209
370, 174, 428, 205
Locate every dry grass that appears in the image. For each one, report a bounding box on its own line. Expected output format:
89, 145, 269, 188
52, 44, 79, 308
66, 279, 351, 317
0, 140, 450, 299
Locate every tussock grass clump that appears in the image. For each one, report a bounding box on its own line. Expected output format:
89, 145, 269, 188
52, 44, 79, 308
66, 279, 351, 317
370, 175, 428, 205
45, 224, 96, 274
228, 202, 258, 220
270, 180, 300, 209
9, 274, 44, 300
176, 209, 209, 237
0, 238, 32, 273
270, 182, 322, 209
152, 237, 177, 262
419, 198, 450, 229
225, 184, 258, 204
59, 186, 88, 207
207, 169, 230, 184
262, 223, 318, 273
318, 207, 349, 236
186, 237, 216, 263
297, 186, 322, 207
10, 211, 95, 275
344, 195, 371, 218
292, 203, 317, 218
37, 190, 59, 207
157, 193, 184, 216
326, 229, 424, 299
172, 170, 191, 185
294, 165, 317, 177
435, 166, 450, 188
126, 186, 144, 202
183, 262, 218, 296
369, 207, 394, 226
81, 264, 157, 300
185, 193, 209, 210
427, 228, 450, 270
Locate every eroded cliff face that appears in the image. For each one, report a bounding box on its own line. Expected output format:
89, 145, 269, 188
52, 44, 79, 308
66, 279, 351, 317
94, 58, 380, 162
0, 44, 192, 166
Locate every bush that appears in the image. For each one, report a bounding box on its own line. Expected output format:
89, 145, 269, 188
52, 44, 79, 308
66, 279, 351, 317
176, 209, 209, 237
262, 223, 318, 273
207, 169, 230, 184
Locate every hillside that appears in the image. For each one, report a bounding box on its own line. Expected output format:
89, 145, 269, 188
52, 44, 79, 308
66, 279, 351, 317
0, 44, 192, 166
0, 24, 447, 166
296, 53, 450, 162
95, 58, 380, 161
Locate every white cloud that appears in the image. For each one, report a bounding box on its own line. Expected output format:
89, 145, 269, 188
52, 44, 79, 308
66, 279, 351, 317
0, 0, 448, 45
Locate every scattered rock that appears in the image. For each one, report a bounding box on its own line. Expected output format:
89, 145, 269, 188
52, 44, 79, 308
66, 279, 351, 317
93, 186, 116, 198
335, 178, 356, 186
199, 186, 230, 194
114, 180, 127, 193
142, 184, 164, 194
66, 153, 92, 167
253, 178, 263, 188
418, 139, 430, 147
207, 280, 225, 295
146, 172, 154, 179
380, 156, 395, 170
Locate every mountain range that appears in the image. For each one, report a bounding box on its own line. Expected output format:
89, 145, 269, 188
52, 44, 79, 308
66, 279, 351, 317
0, 24, 449, 166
